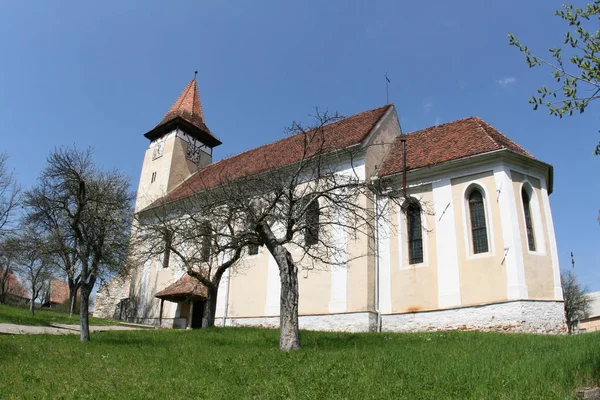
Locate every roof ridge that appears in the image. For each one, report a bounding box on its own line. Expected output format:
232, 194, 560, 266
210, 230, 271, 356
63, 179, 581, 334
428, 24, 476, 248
176, 105, 392, 182
404, 116, 478, 135
475, 117, 534, 157
473, 117, 500, 148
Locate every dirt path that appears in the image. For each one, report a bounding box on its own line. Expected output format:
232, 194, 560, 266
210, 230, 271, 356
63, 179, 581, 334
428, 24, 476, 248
0, 323, 147, 335
0, 323, 77, 335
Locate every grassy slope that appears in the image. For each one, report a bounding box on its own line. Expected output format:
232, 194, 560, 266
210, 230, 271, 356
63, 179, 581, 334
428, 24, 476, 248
1, 327, 599, 399
0, 304, 118, 326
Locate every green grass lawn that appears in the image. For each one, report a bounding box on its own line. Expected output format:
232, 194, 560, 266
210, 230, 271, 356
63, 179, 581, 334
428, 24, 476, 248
1, 325, 599, 399
0, 304, 118, 326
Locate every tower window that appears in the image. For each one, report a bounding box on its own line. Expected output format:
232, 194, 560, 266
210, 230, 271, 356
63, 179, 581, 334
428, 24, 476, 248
151, 172, 157, 183
522, 187, 536, 251
468, 189, 489, 254
406, 201, 423, 264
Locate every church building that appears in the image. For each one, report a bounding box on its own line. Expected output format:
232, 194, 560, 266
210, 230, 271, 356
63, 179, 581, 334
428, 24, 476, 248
94, 77, 566, 333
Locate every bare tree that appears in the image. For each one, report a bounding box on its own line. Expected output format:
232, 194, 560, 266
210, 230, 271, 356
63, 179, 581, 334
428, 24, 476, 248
25, 186, 81, 316
26, 147, 134, 341
0, 153, 20, 237
134, 195, 257, 328
561, 269, 590, 334
16, 227, 55, 316
0, 236, 22, 304
154, 110, 394, 350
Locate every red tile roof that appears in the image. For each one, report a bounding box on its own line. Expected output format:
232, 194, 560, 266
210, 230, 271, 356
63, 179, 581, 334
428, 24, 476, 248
49, 279, 69, 304
159, 105, 392, 204
155, 274, 207, 302
377, 116, 534, 177
3, 272, 27, 299
144, 79, 221, 147
160, 79, 209, 132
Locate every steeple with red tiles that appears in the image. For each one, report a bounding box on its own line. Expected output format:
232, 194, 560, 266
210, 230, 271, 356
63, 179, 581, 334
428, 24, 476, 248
144, 74, 222, 148
135, 75, 221, 212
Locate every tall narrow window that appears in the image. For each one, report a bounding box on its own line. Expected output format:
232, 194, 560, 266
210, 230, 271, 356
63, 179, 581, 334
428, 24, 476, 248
406, 201, 423, 264
305, 199, 320, 247
200, 222, 211, 262
522, 187, 536, 251
468, 189, 489, 254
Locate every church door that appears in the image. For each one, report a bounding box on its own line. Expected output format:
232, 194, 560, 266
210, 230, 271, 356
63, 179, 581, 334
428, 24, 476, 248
191, 301, 205, 329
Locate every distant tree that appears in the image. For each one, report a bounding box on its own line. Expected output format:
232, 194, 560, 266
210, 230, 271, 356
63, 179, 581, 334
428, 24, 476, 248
509, 1, 600, 154
25, 185, 81, 316
0, 236, 22, 304
561, 269, 590, 333
16, 226, 55, 316
26, 147, 134, 341
0, 153, 21, 237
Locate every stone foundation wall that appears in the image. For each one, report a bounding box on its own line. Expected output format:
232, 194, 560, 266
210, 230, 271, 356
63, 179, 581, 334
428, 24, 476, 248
214, 301, 565, 334
217, 312, 377, 332
381, 300, 566, 334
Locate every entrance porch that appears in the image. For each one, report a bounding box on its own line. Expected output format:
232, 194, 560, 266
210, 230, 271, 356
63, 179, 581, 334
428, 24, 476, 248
155, 274, 207, 329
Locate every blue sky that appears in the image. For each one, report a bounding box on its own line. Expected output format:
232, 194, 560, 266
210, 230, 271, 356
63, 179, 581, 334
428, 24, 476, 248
1, 1, 598, 290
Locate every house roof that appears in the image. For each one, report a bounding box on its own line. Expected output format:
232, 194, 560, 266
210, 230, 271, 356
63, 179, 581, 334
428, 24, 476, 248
2, 271, 28, 299
156, 104, 392, 205
49, 279, 69, 304
155, 274, 207, 302
377, 116, 534, 177
144, 79, 222, 147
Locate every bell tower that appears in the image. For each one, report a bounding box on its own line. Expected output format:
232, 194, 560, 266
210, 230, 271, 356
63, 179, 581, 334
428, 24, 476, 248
135, 75, 222, 212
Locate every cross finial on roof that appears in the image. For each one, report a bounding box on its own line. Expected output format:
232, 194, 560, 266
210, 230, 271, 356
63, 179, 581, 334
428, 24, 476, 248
194, 70, 198, 80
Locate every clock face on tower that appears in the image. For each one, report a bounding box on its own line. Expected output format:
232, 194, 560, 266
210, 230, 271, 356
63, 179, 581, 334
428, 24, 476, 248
152, 140, 165, 160
185, 137, 210, 165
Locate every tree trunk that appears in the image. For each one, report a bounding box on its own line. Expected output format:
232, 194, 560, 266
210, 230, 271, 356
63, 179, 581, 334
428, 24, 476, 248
276, 247, 300, 351
256, 223, 301, 351
68, 281, 78, 316
79, 284, 91, 342
30, 295, 35, 316
202, 285, 219, 328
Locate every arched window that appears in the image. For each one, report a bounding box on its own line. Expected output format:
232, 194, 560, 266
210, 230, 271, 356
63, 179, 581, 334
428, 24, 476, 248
200, 221, 211, 262
521, 187, 536, 251
406, 201, 423, 264
305, 199, 320, 247
468, 189, 489, 254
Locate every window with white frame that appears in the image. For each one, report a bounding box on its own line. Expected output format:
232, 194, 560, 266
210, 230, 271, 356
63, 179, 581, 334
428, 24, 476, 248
467, 188, 489, 254
521, 186, 536, 251
406, 200, 423, 264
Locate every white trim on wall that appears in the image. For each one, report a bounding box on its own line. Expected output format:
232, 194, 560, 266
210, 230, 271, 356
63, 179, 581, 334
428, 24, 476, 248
540, 178, 563, 300
493, 165, 528, 300
215, 268, 230, 318
378, 196, 392, 314
329, 200, 348, 313
433, 177, 462, 308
